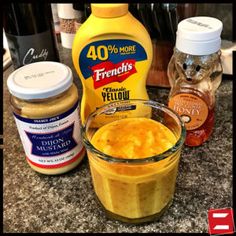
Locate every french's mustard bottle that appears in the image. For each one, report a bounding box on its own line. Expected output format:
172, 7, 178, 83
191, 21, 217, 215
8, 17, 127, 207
72, 4, 153, 126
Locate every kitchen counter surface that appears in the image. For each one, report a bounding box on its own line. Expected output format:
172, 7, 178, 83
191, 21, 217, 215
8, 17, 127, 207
3, 45, 233, 233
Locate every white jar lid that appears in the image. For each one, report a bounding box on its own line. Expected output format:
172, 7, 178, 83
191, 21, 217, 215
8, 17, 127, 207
176, 16, 223, 55
57, 4, 76, 19
7, 61, 73, 100
60, 32, 76, 49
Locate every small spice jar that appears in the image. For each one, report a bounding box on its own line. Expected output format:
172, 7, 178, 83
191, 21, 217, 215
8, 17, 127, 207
57, 4, 77, 49
7, 61, 85, 174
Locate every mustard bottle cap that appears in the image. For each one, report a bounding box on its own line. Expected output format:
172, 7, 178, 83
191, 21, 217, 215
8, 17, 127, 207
91, 4, 128, 18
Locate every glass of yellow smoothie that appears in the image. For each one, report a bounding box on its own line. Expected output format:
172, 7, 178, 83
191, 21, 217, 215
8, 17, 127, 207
82, 100, 186, 223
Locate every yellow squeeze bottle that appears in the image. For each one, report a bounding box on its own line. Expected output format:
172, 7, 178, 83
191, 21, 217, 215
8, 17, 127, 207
72, 4, 153, 126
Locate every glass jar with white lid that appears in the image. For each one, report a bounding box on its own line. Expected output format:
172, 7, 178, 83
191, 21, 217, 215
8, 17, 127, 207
7, 61, 85, 174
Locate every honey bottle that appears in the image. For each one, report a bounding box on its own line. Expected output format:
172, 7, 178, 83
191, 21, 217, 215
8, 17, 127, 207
167, 17, 223, 146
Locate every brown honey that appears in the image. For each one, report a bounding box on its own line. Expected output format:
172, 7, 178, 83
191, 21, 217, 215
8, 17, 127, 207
167, 17, 223, 146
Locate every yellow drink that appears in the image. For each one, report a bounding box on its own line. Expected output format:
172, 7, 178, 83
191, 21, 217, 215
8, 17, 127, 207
88, 117, 181, 221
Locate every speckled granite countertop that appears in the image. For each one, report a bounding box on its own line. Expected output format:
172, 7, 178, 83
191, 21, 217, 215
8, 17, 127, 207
3, 45, 232, 233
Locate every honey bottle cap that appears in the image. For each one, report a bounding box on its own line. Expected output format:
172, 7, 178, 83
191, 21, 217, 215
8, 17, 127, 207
176, 16, 223, 55
91, 4, 128, 18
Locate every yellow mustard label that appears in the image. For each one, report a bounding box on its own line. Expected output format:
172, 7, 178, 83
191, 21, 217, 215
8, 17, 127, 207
74, 39, 151, 126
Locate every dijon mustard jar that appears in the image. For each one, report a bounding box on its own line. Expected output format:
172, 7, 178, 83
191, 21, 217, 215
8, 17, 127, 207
7, 61, 85, 175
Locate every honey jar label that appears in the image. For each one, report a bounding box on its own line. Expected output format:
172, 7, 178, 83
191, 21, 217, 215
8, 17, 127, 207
13, 101, 84, 169
168, 94, 209, 130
